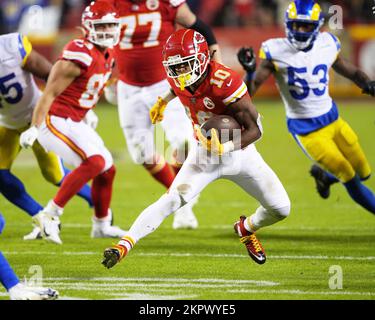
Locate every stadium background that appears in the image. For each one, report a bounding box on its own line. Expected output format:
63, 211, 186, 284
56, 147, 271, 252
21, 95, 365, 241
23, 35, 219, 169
0, 0, 374, 301
1, 0, 374, 97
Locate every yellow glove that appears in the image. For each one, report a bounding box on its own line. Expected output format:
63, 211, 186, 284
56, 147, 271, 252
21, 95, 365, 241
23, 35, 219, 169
195, 125, 235, 156
150, 97, 168, 124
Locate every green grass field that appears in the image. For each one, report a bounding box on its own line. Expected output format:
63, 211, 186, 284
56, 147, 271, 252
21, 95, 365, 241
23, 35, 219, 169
1, 100, 374, 300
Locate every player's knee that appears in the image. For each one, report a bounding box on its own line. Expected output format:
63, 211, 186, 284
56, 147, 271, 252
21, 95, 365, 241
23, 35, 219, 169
334, 160, 355, 183
159, 191, 182, 217
86, 155, 106, 174
172, 141, 190, 164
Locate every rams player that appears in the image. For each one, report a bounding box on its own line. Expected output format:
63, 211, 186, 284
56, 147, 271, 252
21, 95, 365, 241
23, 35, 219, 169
0, 32, 93, 240
0, 212, 58, 300
238, 0, 375, 214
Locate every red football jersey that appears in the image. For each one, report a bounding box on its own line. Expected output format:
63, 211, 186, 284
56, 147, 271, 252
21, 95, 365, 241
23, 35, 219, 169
49, 39, 115, 121
168, 61, 249, 126
106, 0, 185, 86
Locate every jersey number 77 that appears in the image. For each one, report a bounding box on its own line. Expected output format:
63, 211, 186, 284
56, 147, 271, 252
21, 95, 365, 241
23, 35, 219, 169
119, 12, 161, 49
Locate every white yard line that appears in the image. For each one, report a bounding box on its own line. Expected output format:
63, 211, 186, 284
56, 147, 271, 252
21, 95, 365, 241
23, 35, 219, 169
3, 251, 375, 261
43, 277, 279, 286
7, 222, 375, 232
228, 289, 375, 297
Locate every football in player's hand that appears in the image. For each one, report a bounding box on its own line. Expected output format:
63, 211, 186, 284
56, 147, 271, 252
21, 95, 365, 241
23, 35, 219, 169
201, 115, 241, 143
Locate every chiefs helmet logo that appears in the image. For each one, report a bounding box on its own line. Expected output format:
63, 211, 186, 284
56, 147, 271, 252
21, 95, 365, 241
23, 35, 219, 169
203, 97, 215, 110
194, 32, 206, 44
146, 0, 159, 10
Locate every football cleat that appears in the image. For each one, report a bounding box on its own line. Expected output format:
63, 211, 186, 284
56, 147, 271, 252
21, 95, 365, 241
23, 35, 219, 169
172, 206, 198, 230
102, 244, 128, 269
23, 225, 43, 241
9, 283, 59, 300
234, 216, 266, 265
309, 164, 331, 199
91, 211, 127, 238
32, 212, 62, 245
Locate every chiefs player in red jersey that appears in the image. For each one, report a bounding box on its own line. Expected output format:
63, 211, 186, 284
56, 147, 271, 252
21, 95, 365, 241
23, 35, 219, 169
102, 29, 291, 268
19, 1, 127, 244
103, 0, 222, 230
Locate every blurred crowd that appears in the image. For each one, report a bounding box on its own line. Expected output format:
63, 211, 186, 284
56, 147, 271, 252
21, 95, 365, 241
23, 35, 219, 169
0, 0, 374, 34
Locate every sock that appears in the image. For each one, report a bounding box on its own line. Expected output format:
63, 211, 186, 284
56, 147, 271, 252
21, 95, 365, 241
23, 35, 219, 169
143, 154, 175, 188
344, 176, 375, 214
118, 236, 136, 252
53, 155, 105, 208
0, 252, 19, 291
0, 170, 42, 216
60, 165, 93, 207
0, 213, 5, 234
92, 165, 116, 219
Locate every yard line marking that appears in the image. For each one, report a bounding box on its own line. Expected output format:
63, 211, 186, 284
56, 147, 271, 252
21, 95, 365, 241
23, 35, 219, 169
3, 251, 375, 261
43, 277, 278, 286
228, 289, 375, 297
108, 293, 197, 300
7, 222, 375, 232
44, 283, 275, 289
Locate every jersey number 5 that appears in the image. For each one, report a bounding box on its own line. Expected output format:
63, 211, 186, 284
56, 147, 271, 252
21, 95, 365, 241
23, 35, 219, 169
119, 12, 161, 50
0, 73, 23, 107
287, 64, 328, 100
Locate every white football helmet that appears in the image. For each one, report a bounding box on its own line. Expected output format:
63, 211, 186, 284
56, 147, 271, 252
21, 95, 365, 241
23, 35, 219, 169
81, 1, 121, 48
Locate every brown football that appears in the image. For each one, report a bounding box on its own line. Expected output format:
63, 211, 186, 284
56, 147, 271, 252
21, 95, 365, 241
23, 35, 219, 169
201, 115, 241, 143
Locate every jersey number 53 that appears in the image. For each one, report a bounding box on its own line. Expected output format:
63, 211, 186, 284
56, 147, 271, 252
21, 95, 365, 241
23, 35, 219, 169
287, 64, 328, 100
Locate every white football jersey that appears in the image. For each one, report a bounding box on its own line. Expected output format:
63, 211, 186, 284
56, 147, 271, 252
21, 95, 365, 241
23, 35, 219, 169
260, 32, 341, 120
0, 33, 41, 129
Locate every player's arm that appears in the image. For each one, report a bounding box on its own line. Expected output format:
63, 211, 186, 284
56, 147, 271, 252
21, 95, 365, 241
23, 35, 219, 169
332, 55, 375, 97
175, 3, 222, 63
224, 94, 262, 149
31, 60, 81, 127
20, 60, 80, 148
22, 49, 52, 82
237, 47, 275, 96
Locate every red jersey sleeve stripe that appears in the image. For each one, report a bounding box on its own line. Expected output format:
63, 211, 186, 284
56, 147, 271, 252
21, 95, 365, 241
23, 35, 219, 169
222, 82, 247, 106
62, 50, 93, 67
46, 115, 87, 160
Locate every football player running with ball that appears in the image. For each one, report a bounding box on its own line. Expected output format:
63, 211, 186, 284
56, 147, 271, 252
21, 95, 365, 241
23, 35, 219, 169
102, 29, 291, 268
103, 0, 223, 230
19, 1, 127, 244
238, 0, 375, 215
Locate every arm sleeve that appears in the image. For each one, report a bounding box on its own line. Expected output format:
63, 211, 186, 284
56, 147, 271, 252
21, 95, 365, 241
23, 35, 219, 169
221, 72, 248, 106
